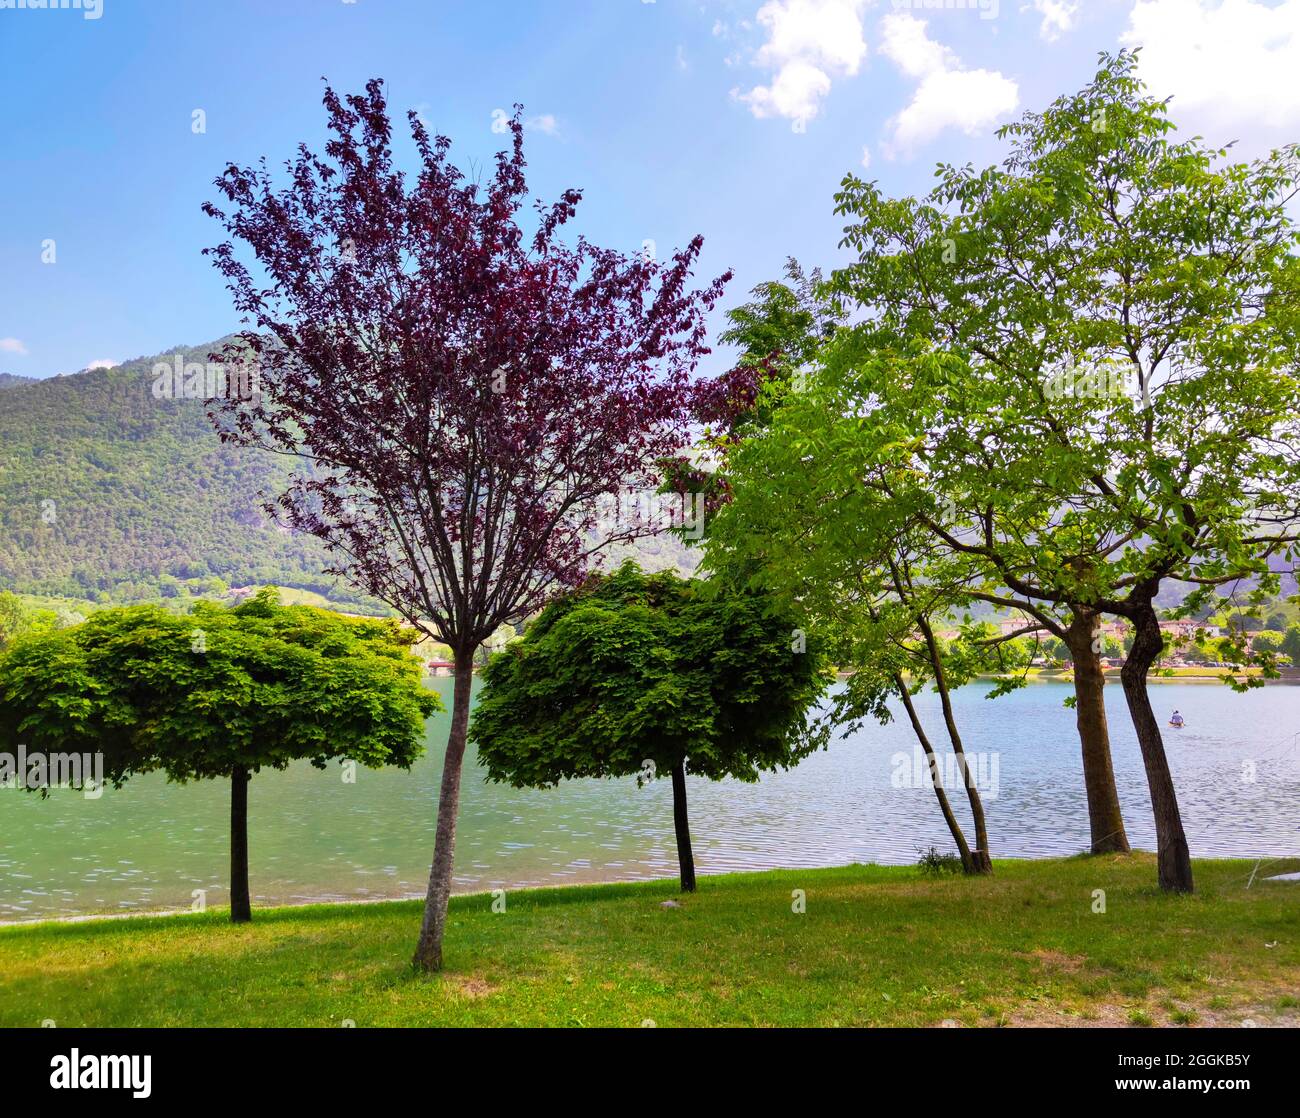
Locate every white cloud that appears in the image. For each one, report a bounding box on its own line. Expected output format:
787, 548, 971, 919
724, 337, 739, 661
1121, 0, 1300, 147
879, 13, 1018, 155
738, 59, 833, 128
87, 359, 117, 370
1026, 0, 1079, 42
753, 0, 867, 74
735, 0, 869, 131
880, 9, 957, 79
676, 44, 689, 72
526, 114, 559, 136
861, 144, 872, 169
0, 337, 28, 356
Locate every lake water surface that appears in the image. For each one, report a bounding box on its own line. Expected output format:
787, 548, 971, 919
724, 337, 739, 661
2, 679, 1298, 921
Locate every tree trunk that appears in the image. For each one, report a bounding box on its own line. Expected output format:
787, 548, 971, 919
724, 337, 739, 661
670, 760, 697, 893
894, 673, 977, 873
1120, 603, 1193, 893
412, 650, 476, 971
919, 619, 992, 873
1064, 608, 1130, 855
230, 767, 252, 924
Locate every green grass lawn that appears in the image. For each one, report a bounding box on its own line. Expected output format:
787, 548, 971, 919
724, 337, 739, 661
2, 854, 1297, 1028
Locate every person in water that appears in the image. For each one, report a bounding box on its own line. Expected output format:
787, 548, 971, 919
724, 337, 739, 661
1170, 709, 1185, 727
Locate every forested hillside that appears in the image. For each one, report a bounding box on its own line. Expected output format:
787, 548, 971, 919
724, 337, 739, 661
0, 343, 698, 609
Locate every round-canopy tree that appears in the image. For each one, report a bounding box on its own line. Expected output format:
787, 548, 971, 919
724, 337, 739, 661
469, 562, 829, 891
0, 589, 438, 921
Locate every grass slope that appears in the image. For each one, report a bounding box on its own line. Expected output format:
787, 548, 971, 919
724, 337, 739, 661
1, 855, 1297, 1028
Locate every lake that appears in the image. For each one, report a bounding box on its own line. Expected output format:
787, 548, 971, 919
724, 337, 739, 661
2, 678, 1298, 922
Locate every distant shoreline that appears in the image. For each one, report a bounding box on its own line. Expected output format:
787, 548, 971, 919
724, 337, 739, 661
1011, 668, 1300, 685
836, 669, 1300, 685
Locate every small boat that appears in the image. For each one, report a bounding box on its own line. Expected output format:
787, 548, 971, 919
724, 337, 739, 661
1169, 714, 1185, 728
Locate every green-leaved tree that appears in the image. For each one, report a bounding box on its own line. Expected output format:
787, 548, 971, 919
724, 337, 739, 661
0, 589, 439, 921
469, 563, 829, 891
824, 51, 1300, 891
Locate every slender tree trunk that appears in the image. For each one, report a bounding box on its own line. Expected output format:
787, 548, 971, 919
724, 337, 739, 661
412, 650, 476, 971
230, 766, 252, 924
670, 760, 697, 893
894, 673, 977, 873
1120, 603, 1194, 893
919, 618, 992, 873
1064, 608, 1130, 855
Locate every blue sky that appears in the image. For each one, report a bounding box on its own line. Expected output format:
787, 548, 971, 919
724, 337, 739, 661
3, 0, 1299, 380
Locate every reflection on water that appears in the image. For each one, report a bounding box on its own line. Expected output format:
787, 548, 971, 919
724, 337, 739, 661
2, 678, 1298, 920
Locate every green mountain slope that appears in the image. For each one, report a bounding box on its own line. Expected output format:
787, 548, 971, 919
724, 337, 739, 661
0, 343, 376, 607
0, 342, 697, 610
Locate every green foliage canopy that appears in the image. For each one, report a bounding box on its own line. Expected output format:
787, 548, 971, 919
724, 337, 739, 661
825, 49, 1300, 649
469, 563, 829, 788
0, 588, 439, 787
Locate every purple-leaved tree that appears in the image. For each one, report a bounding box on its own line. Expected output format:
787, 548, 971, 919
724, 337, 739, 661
203, 80, 729, 971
